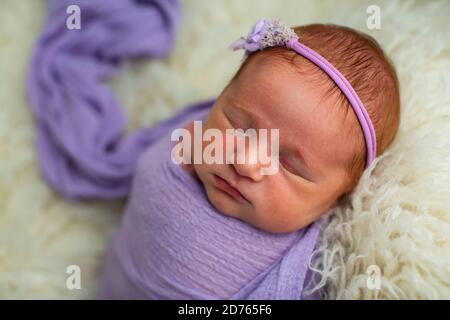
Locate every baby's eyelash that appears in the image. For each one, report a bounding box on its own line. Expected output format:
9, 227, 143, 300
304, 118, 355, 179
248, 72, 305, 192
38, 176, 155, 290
279, 157, 297, 175
224, 109, 249, 130
280, 157, 315, 183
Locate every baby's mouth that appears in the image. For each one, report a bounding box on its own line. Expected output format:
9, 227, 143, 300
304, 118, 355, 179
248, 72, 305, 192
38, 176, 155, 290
212, 174, 249, 204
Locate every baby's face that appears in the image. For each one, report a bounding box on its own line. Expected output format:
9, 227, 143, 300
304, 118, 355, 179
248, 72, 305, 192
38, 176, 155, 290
189, 54, 359, 233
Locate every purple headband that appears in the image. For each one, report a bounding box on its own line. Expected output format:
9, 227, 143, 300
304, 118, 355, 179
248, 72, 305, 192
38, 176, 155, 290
229, 18, 376, 168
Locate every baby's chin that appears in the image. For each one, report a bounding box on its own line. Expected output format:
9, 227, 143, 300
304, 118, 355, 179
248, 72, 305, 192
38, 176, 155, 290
195, 171, 259, 226
202, 178, 248, 219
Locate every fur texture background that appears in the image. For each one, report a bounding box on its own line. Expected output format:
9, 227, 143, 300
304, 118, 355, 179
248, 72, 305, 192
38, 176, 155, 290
0, 0, 449, 299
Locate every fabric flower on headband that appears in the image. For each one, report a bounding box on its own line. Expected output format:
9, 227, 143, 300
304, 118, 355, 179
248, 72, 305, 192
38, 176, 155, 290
229, 18, 299, 53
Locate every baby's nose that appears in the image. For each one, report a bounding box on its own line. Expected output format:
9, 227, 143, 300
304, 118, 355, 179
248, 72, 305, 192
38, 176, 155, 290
233, 161, 264, 182
230, 134, 264, 182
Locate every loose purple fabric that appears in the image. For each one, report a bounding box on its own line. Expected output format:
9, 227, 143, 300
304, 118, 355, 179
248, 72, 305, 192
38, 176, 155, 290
98, 102, 320, 299
27, 0, 180, 199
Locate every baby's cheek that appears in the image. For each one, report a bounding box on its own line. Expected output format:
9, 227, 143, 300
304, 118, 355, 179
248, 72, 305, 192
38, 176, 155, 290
253, 175, 309, 232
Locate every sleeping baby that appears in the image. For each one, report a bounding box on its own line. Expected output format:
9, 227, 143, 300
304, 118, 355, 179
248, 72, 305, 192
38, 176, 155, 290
98, 19, 400, 299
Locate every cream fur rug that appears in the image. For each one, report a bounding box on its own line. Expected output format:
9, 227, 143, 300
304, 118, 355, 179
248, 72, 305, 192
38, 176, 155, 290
0, 0, 449, 299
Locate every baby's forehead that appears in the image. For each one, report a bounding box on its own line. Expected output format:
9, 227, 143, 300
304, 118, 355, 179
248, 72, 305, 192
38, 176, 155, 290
231, 51, 343, 124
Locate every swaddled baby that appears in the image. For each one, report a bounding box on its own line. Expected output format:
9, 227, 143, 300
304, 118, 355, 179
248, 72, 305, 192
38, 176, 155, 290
99, 20, 400, 299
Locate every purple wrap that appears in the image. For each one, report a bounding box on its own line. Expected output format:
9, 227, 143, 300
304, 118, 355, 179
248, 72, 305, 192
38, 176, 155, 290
27, 0, 180, 199
98, 101, 320, 299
